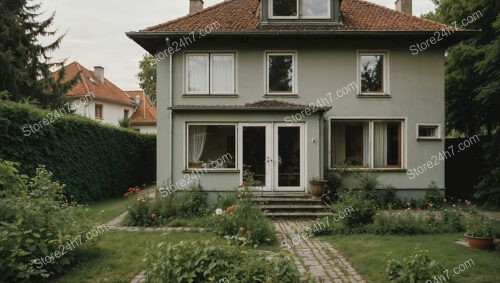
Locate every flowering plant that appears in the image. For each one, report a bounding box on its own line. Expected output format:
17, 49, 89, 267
465, 207, 493, 237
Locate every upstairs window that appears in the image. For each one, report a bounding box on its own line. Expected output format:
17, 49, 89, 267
270, 0, 330, 19
266, 52, 296, 94
186, 53, 235, 95
95, 104, 103, 119
359, 52, 387, 94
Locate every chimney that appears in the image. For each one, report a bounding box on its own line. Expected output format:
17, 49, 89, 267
395, 0, 412, 15
189, 0, 204, 14
94, 66, 104, 83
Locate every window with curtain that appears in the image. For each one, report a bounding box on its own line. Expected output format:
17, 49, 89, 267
331, 121, 369, 167
374, 121, 401, 168
331, 120, 403, 169
187, 125, 236, 170
186, 53, 235, 94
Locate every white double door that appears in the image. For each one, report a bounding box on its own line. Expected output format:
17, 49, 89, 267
238, 123, 305, 192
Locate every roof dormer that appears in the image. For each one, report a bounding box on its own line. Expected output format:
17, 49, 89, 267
261, 0, 341, 24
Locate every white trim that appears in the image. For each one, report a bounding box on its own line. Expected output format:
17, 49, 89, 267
328, 117, 407, 170
274, 123, 306, 192
416, 123, 441, 140
265, 51, 298, 95
357, 50, 389, 95
185, 123, 238, 171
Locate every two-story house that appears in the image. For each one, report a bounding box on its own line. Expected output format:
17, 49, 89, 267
54, 62, 157, 132
128, 0, 472, 199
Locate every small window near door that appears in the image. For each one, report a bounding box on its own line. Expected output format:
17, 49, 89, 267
187, 124, 236, 170
359, 52, 387, 94
95, 104, 103, 119
124, 109, 129, 119
417, 124, 440, 140
267, 52, 295, 94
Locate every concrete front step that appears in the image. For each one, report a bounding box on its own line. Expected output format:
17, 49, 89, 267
265, 211, 333, 219
251, 193, 312, 199
260, 204, 329, 211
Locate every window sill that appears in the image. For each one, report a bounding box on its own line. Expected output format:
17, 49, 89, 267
183, 169, 240, 174
264, 94, 299, 98
417, 137, 441, 141
329, 168, 407, 172
357, 94, 391, 98
183, 94, 239, 98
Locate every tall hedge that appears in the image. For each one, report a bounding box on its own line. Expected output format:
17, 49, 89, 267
0, 100, 156, 202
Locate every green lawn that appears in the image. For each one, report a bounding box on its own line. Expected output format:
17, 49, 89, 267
55, 231, 222, 283
323, 234, 500, 283
84, 197, 129, 223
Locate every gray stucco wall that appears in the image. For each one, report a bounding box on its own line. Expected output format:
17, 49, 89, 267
156, 37, 446, 197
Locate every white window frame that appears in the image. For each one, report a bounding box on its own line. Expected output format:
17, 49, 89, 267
357, 51, 389, 95
268, 0, 331, 19
328, 117, 406, 170
185, 53, 236, 95
184, 123, 238, 171
265, 51, 297, 95
416, 123, 441, 140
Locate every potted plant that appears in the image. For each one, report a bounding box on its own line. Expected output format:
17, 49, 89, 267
309, 177, 327, 198
464, 208, 494, 250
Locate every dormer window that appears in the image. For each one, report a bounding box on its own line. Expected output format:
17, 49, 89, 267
270, 0, 331, 19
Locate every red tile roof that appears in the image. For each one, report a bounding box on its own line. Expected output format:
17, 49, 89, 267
53, 61, 135, 105
127, 90, 157, 124
141, 0, 456, 33
170, 100, 331, 111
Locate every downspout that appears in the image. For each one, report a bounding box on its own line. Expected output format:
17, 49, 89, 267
166, 37, 174, 182
319, 113, 324, 180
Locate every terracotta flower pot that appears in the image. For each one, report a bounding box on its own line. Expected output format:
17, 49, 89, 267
464, 234, 494, 250
309, 180, 327, 198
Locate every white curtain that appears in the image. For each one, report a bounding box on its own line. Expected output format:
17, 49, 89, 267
189, 126, 207, 162
331, 123, 345, 166
363, 123, 370, 166
211, 55, 234, 93
374, 122, 387, 166
187, 55, 209, 92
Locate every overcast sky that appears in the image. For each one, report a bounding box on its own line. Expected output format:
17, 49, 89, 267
40, 0, 436, 90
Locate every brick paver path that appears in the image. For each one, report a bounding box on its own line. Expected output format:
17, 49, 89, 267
274, 221, 365, 283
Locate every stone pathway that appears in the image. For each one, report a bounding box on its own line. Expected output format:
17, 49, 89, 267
273, 221, 365, 283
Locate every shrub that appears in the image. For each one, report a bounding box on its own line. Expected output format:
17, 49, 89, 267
207, 172, 275, 246
374, 185, 399, 209
465, 206, 493, 237
335, 190, 377, 227
370, 210, 466, 235
424, 181, 445, 208
386, 246, 443, 283
355, 173, 380, 199
0, 100, 155, 202
144, 240, 304, 283
124, 184, 208, 227
0, 161, 96, 282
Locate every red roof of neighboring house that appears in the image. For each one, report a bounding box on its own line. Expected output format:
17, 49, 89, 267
53, 61, 135, 105
141, 0, 456, 33
127, 91, 157, 124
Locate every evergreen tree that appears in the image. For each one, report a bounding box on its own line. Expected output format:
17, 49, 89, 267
0, 0, 78, 109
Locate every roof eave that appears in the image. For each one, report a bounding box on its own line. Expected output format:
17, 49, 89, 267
168, 106, 332, 112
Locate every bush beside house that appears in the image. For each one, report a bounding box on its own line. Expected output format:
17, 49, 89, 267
0, 100, 156, 202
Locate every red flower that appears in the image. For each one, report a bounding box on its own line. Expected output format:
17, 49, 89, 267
151, 213, 156, 219
128, 188, 134, 192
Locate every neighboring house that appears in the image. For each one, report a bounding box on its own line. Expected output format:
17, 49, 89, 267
126, 90, 157, 134
54, 61, 137, 126
128, 0, 473, 198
